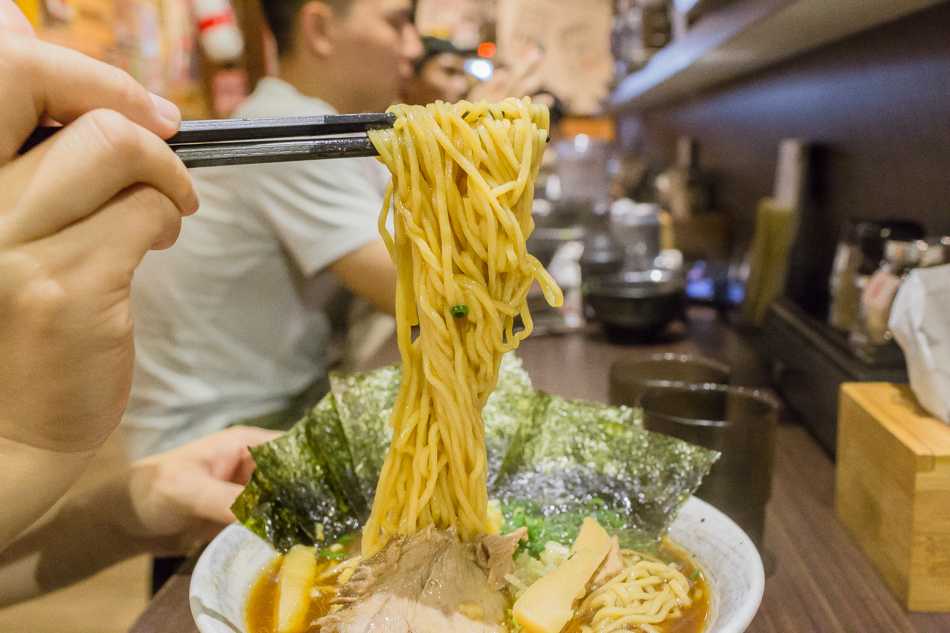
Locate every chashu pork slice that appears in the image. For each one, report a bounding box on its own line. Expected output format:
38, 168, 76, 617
317, 526, 525, 633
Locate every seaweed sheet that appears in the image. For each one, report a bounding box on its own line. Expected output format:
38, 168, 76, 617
329, 363, 401, 499
492, 392, 719, 550
232, 353, 717, 554
329, 354, 536, 495
231, 397, 364, 552
480, 354, 536, 485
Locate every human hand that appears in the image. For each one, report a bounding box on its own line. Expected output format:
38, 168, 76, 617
0, 427, 279, 603
0, 3, 199, 456
118, 427, 280, 556
467, 46, 545, 104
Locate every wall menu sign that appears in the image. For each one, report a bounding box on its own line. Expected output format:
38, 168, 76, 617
496, 0, 613, 115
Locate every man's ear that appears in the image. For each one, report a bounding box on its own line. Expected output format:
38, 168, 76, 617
297, 0, 335, 57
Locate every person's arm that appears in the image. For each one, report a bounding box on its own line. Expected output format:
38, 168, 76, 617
247, 157, 399, 317
328, 239, 398, 316
0, 427, 279, 606
0, 8, 199, 551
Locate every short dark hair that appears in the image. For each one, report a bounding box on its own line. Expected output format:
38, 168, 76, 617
414, 36, 475, 73
260, 0, 353, 57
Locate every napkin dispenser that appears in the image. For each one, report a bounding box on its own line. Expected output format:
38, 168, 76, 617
836, 382, 950, 611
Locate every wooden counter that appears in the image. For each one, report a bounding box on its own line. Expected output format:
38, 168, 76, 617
128, 308, 950, 633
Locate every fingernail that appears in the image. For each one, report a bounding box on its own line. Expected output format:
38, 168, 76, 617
149, 93, 181, 126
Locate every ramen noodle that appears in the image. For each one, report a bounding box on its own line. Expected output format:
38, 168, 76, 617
575, 550, 699, 633
363, 98, 562, 555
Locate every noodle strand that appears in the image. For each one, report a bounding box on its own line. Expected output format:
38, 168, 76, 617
362, 98, 562, 556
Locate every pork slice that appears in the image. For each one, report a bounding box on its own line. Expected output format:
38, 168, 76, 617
475, 528, 527, 591
335, 535, 404, 603
590, 535, 623, 587
419, 533, 508, 624
334, 527, 452, 604
316, 528, 509, 633
318, 594, 505, 633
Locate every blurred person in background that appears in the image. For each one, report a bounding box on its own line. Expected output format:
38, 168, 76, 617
0, 0, 280, 603
404, 36, 565, 132
404, 35, 475, 106
121, 0, 423, 461
467, 44, 546, 104
443, 40, 565, 123
465, 44, 567, 162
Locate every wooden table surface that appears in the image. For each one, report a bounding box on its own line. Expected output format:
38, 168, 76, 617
128, 308, 950, 633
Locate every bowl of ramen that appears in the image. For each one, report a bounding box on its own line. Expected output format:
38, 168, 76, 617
189, 99, 762, 633
190, 495, 763, 633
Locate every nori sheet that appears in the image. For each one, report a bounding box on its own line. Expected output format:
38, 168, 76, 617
481, 354, 536, 485
329, 363, 401, 499
328, 354, 537, 495
232, 353, 718, 554
230, 397, 364, 553
492, 392, 719, 549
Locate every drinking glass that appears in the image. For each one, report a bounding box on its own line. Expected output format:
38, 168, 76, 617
638, 383, 779, 551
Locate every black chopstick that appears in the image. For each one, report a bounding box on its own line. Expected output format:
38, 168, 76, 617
18, 113, 396, 168
166, 113, 395, 144
174, 136, 380, 167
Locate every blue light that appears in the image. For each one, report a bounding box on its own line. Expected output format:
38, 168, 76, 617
465, 58, 494, 82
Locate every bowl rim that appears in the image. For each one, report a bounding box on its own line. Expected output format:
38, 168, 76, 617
610, 352, 733, 379
190, 496, 764, 633
637, 382, 781, 423
669, 496, 766, 633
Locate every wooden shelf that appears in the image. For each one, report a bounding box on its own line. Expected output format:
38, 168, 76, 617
611, 0, 946, 111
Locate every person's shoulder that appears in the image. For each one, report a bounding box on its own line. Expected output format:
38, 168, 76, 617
234, 78, 335, 119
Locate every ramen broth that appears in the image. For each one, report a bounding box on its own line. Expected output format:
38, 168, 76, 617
245, 536, 708, 633
246, 557, 327, 633
246, 540, 357, 633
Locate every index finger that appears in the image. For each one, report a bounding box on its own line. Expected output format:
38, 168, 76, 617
182, 426, 281, 479
0, 32, 181, 163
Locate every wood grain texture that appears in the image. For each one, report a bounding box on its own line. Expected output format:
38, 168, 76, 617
755, 424, 933, 632
127, 556, 198, 633
836, 383, 950, 611
836, 386, 917, 607
126, 309, 950, 631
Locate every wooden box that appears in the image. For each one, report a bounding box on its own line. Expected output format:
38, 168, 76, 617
835, 383, 950, 611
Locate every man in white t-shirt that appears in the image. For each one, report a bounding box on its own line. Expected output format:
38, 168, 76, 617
121, 0, 423, 459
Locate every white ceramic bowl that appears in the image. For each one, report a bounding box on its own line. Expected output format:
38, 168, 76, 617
191, 496, 764, 633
